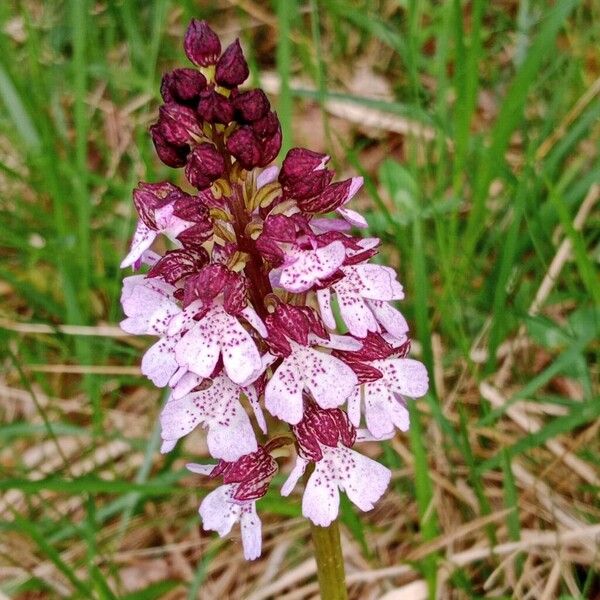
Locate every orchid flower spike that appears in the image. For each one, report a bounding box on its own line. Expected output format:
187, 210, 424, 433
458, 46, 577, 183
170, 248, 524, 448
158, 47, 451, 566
120, 19, 429, 560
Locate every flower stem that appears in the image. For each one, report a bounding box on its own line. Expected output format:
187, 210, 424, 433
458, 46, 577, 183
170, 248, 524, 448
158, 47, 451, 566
310, 519, 348, 600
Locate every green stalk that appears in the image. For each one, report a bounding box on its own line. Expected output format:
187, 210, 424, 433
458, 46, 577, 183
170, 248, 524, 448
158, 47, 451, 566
310, 519, 348, 600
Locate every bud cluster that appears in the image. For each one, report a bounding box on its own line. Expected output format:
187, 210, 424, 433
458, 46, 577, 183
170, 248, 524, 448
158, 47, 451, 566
120, 20, 428, 560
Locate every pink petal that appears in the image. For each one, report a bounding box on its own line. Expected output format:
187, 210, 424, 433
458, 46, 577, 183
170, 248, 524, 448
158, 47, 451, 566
336, 207, 368, 228
336, 290, 379, 338
166, 299, 203, 337
379, 358, 429, 397
264, 356, 304, 424
206, 400, 257, 461
316, 288, 336, 329
355, 428, 395, 442
303, 348, 357, 409
171, 371, 203, 400
240, 503, 262, 560
120, 275, 179, 335
308, 333, 362, 351
221, 318, 262, 385
175, 320, 220, 379
121, 221, 157, 268
279, 241, 346, 293
141, 337, 179, 387
256, 165, 280, 188
154, 203, 192, 239
199, 484, 242, 536
336, 447, 391, 512
343, 264, 404, 300
347, 386, 362, 428
310, 217, 352, 234
244, 385, 267, 434
281, 456, 308, 497
159, 394, 202, 452
186, 462, 217, 476
240, 305, 268, 337
363, 381, 396, 439
366, 300, 409, 339
302, 460, 340, 527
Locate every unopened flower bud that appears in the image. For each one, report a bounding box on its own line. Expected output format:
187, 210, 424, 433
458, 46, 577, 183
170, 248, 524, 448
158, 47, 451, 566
226, 126, 261, 169
184, 19, 221, 67
280, 148, 333, 200
232, 89, 270, 123
150, 124, 189, 168
158, 103, 201, 145
160, 68, 207, 104
252, 111, 280, 138
215, 39, 249, 88
258, 124, 282, 166
185, 143, 226, 190
197, 88, 234, 124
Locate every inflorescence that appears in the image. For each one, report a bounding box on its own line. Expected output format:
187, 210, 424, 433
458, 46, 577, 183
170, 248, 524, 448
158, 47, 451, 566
120, 19, 428, 560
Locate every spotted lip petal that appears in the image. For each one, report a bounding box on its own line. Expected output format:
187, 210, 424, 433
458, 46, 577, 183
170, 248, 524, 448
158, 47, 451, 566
279, 240, 346, 293
159, 374, 258, 461
120, 275, 179, 335
265, 344, 357, 424
347, 355, 429, 438
174, 305, 264, 386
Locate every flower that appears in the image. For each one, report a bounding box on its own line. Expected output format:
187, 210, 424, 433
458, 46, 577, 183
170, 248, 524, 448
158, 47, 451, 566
317, 263, 407, 338
335, 333, 429, 438
263, 304, 359, 424
121, 182, 211, 269
184, 20, 221, 67
281, 403, 391, 527
187, 444, 280, 560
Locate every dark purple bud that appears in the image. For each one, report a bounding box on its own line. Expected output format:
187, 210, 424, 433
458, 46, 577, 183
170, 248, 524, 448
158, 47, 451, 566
147, 248, 209, 285
150, 124, 189, 168
279, 147, 333, 200
328, 408, 357, 448
232, 89, 270, 123
226, 126, 261, 169
252, 111, 280, 137
215, 39, 249, 88
197, 88, 234, 124
161, 68, 207, 104
355, 332, 395, 360
184, 19, 221, 67
258, 122, 282, 166
281, 148, 329, 178
184, 143, 226, 190
133, 181, 179, 229
158, 103, 202, 145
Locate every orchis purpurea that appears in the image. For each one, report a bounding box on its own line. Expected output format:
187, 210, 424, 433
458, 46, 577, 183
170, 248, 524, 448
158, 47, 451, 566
120, 19, 429, 562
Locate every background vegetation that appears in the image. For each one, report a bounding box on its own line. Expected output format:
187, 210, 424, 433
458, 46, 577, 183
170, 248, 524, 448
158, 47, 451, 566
0, 1, 598, 598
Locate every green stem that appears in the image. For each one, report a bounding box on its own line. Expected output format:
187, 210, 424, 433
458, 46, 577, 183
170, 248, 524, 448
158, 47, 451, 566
310, 519, 348, 600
